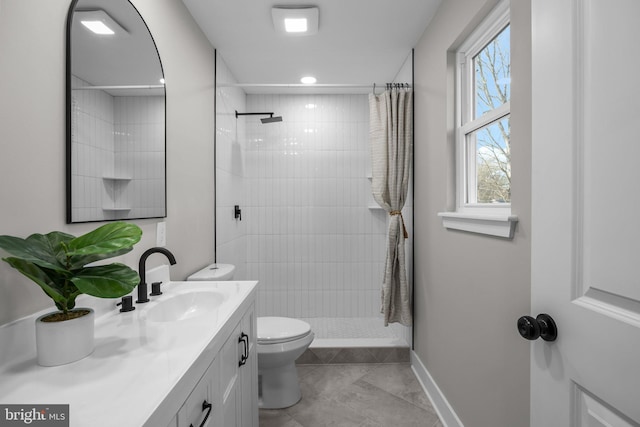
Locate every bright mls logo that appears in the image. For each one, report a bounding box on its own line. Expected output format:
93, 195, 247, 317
0, 405, 68, 426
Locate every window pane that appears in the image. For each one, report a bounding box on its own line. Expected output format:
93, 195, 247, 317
468, 116, 510, 204
474, 25, 510, 119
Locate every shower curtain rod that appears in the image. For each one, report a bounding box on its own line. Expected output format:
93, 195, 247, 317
217, 83, 410, 89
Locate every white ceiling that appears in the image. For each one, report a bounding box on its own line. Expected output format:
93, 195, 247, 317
181, 0, 443, 94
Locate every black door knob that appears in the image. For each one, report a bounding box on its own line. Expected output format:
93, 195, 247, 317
517, 313, 557, 342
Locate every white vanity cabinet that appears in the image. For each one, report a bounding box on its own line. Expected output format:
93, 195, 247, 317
220, 306, 258, 427
239, 310, 258, 427
170, 303, 257, 427
177, 357, 219, 427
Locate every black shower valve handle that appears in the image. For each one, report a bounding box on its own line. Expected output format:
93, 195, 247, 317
234, 205, 242, 221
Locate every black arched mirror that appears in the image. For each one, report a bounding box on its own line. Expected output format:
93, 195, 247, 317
66, 0, 166, 223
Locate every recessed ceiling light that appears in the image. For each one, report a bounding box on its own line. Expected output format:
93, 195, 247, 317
81, 20, 114, 35
301, 76, 317, 84
159, 78, 165, 84
285, 18, 307, 33
272, 7, 319, 36
75, 10, 128, 36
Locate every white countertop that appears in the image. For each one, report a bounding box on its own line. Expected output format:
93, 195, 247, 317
0, 278, 258, 427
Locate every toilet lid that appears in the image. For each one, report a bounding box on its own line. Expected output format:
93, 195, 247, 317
257, 317, 311, 344
187, 263, 235, 281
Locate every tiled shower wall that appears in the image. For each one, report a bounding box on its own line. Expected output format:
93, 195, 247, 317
71, 76, 115, 222
112, 96, 165, 219
244, 94, 389, 319
215, 54, 247, 277
71, 76, 165, 221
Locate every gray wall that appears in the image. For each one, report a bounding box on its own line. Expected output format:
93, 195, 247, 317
0, 0, 216, 325
412, 1, 531, 426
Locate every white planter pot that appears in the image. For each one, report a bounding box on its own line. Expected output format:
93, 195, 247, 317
35, 308, 95, 367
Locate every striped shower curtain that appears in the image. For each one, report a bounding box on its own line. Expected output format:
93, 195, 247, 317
369, 86, 413, 327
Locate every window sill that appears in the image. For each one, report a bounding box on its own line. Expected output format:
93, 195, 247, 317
437, 211, 518, 239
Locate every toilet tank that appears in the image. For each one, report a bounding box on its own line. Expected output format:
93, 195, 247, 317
187, 263, 235, 281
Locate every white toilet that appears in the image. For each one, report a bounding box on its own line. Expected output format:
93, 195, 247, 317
187, 263, 314, 409
187, 263, 236, 281
257, 316, 314, 409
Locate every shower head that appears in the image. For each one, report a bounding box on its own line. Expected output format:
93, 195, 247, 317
261, 115, 283, 124
235, 110, 283, 124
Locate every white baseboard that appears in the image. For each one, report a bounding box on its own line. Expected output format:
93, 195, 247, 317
411, 351, 464, 427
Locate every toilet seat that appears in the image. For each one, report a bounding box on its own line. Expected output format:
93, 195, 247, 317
258, 317, 311, 344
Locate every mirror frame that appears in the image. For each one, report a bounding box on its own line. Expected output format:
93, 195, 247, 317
65, 0, 166, 223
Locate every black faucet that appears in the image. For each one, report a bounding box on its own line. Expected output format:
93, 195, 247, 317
137, 247, 177, 303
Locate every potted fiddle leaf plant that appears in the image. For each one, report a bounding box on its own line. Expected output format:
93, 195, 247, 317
0, 222, 142, 366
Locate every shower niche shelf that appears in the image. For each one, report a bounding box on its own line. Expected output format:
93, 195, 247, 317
102, 176, 132, 214
102, 207, 131, 212
102, 176, 132, 182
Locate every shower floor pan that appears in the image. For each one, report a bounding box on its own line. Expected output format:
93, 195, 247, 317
296, 317, 410, 365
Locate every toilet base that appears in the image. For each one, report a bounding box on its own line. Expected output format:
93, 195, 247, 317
259, 362, 301, 409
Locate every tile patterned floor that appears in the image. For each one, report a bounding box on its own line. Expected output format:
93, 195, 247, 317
259, 363, 443, 427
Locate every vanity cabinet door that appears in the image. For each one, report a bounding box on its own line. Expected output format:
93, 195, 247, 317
239, 309, 258, 427
177, 357, 219, 427
220, 322, 241, 426
220, 305, 258, 427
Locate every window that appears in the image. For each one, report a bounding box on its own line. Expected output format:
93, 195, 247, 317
438, 0, 518, 238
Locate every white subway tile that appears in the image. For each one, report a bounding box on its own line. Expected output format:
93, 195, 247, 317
236, 93, 409, 320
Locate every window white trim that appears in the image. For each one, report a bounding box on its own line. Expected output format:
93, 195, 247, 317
439, 0, 517, 238
438, 211, 518, 239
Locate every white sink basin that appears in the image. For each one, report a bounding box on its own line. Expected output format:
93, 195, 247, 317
145, 290, 226, 322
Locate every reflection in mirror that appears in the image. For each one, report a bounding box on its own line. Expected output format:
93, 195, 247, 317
66, 0, 166, 223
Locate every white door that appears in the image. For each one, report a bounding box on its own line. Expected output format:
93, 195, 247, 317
531, 0, 640, 426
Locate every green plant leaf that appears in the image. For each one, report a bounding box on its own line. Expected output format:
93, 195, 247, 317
71, 263, 140, 298
68, 247, 134, 270
42, 231, 75, 266
0, 233, 70, 272
3, 257, 67, 307
1, 223, 143, 309
67, 223, 142, 267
